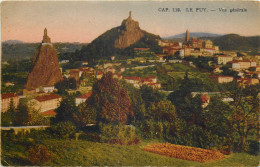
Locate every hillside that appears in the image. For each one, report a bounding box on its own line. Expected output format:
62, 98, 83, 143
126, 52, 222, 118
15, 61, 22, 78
77, 12, 162, 63
213, 34, 260, 51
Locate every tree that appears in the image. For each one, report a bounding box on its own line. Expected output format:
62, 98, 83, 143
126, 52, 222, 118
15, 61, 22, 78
54, 95, 79, 125
140, 85, 165, 108
120, 80, 146, 124
148, 100, 176, 122
16, 99, 44, 126
1, 98, 16, 126
226, 84, 259, 151
87, 72, 133, 124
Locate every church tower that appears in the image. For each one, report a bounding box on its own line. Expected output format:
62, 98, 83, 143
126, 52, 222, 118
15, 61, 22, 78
42, 28, 51, 43
185, 29, 190, 42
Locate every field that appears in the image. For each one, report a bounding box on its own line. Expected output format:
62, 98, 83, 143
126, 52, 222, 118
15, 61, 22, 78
2, 139, 260, 166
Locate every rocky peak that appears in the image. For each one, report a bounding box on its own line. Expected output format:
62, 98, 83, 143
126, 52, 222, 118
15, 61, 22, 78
25, 28, 63, 90
115, 11, 144, 49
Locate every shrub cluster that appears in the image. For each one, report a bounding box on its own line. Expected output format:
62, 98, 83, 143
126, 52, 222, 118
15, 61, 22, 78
99, 123, 140, 145
28, 144, 52, 165
51, 121, 76, 139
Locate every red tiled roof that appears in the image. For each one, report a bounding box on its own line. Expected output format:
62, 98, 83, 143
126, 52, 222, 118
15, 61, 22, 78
40, 110, 56, 116
34, 94, 61, 102
229, 60, 253, 63
97, 71, 104, 75
146, 76, 156, 79
124, 76, 141, 80
2, 93, 19, 99
77, 92, 92, 99
218, 55, 230, 57
201, 94, 210, 103
142, 79, 153, 82
134, 48, 150, 51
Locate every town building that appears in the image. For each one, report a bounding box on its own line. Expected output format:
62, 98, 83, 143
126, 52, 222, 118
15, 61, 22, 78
229, 60, 256, 70
217, 55, 233, 65
210, 75, 234, 83
1, 93, 20, 112
75, 92, 92, 106
32, 94, 61, 113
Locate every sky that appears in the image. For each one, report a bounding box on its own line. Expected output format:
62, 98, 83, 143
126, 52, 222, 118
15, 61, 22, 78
1, 1, 260, 43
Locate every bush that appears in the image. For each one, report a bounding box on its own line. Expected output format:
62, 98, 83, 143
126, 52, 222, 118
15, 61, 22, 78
127, 137, 141, 145
51, 121, 76, 139
99, 123, 137, 144
28, 144, 51, 165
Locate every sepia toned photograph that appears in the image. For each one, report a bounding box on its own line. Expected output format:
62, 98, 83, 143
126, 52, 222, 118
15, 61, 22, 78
1, 1, 260, 166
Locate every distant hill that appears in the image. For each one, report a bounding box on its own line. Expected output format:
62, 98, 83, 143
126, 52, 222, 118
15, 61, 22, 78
3, 40, 24, 44
213, 34, 260, 51
163, 32, 222, 39
77, 12, 162, 63
2, 42, 88, 62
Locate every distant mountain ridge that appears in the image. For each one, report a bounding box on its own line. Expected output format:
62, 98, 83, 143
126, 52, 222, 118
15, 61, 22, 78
3, 40, 24, 44
163, 32, 223, 39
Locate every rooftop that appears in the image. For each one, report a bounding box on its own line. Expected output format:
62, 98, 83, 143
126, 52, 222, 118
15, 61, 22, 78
2, 93, 19, 99
77, 92, 92, 99
34, 94, 61, 102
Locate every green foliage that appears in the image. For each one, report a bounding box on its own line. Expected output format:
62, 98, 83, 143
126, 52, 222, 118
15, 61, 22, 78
28, 144, 52, 165
15, 98, 45, 126
1, 99, 16, 126
225, 84, 260, 151
148, 100, 176, 122
120, 81, 146, 124
51, 121, 76, 139
99, 123, 137, 145
140, 85, 166, 108
87, 72, 133, 124
54, 95, 80, 125
76, 103, 97, 126
213, 34, 260, 51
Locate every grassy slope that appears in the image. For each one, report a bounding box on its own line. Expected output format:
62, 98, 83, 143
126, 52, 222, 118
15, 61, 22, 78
2, 139, 259, 166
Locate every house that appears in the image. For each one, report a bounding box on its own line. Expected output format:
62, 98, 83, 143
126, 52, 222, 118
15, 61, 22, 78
201, 94, 210, 108
217, 55, 233, 65
237, 78, 259, 87
229, 60, 256, 70
103, 63, 113, 69
106, 67, 116, 73
33, 94, 62, 113
146, 83, 161, 89
81, 61, 89, 66
69, 69, 82, 81
36, 86, 55, 93
210, 75, 234, 83
124, 76, 141, 88
146, 76, 157, 83
213, 66, 223, 74
113, 73, 122, 80
1, 93, 20, 112
59, 60, 69, 64
40, 110, 57, 117
96, 71, 104, 79
120, 67, 125, 72
76, 92, 92, 106
4, 82, 15, 87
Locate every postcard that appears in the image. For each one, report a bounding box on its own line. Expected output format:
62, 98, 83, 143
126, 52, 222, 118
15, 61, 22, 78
1, 1, 260, 166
